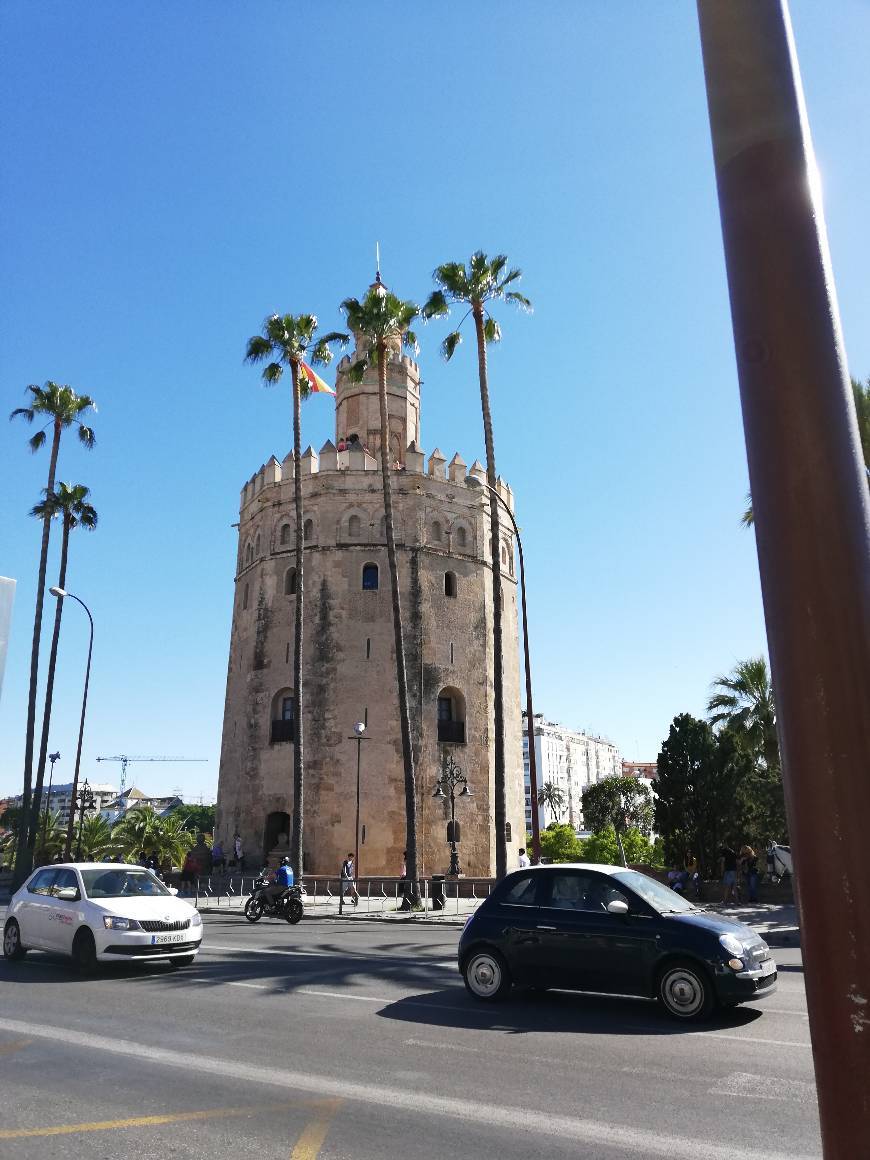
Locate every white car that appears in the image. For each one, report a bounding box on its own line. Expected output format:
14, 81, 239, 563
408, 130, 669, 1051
3, 862, 203, 971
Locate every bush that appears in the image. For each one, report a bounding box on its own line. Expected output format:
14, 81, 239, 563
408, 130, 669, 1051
539, 823, 584, 863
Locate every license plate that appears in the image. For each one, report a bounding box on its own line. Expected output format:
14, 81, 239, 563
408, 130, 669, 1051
151, 932, 185, 944
759, 959, 775, 978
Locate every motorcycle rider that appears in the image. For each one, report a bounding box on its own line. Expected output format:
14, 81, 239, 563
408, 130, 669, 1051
262, 856, 294, 911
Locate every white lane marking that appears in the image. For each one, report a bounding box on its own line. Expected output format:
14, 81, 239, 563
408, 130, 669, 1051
0, 1017, 818, 1160
297, 989, 382, 1003
227, 981, 269, 990
706, 1032, 811, 1049
760, 1008, 808, 1018
709, 1072, 817, 1102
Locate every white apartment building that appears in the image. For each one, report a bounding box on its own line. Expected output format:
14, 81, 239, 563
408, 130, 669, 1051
11, 781, 118, 827
522, 712, 622, 836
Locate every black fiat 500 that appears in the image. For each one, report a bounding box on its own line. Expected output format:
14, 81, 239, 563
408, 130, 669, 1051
458, 864, 777, 1020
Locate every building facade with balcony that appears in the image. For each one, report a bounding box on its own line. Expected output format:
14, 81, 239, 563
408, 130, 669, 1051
523, 712, 623, 835
215, 281, 526, 876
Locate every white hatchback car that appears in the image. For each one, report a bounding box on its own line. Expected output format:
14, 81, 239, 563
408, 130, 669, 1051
3, 862, 203, 971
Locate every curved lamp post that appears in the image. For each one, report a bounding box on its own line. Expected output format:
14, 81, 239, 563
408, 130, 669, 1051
433, 753, 473, 877
41, 750, 61, 854
466, 476, 541, 863
50, 587, 94, 860
340, 721, 368, 914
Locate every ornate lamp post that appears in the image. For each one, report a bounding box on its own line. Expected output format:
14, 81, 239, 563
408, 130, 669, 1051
432, 753, 473, 877
74, 779, 95, 861
41, 750, 61, 854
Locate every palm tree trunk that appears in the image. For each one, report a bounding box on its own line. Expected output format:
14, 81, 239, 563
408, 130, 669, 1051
14, 420, 61, 886
473, 305, 507, 879
377, 340, 420, 906
28, 513, 70, 861
290, 360, 305, 880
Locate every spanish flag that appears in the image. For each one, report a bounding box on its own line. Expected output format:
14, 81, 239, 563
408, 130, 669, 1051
300, 362, 335, 396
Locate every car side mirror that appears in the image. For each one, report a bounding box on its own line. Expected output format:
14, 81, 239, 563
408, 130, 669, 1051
168, 887, 179, 896
607, 899, 629, 915
56, 887, 80, 901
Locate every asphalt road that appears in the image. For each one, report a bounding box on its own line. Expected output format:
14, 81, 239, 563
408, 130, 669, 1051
0, 912, 821, 1159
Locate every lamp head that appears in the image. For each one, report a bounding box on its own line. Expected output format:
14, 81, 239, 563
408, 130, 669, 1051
459, 784, 473, 797
353, 721, 366, 736
49, 751, 60, 763
49, 586, 67, 598
432, 784, 446, 799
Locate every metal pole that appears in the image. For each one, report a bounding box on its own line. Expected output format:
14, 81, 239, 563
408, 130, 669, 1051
354, 737, 361, 876
470, 477, 541, 863
62, 593, 94, 860
42, 751, 59, 855
697, 4, 870, 1154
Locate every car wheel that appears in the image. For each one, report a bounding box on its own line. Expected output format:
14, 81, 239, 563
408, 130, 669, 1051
72, 928, 98, 975
244, 898, 264, 923
285, 898, 303, 925
3, 920, 27, 961
657, 960, 715, 1021
463, 948, 512, 1001
170, 954, 197, 968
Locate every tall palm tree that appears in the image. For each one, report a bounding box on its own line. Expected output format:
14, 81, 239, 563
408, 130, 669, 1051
9, 382, 96, 884
341, 278, 421, 906
244, 314, 347, 879
537, 781, 566, 821
75, 814, 117, 861
27, 484, 98, 859
422, 253, 532, 878
707, 656, 780, 772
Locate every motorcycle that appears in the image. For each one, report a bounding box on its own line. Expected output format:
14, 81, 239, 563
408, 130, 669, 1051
244, 875, 304, 924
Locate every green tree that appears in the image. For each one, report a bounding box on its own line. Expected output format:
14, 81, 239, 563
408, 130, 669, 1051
423, 253, 531, 879
245, 313, 347, 879
26, 483, 98, 861
112, 808, 194, 868
707, 656, 780, 773
539, 823, 584, 863
581, 776, 654, 867
9, 382, 96, 884
742, 375, 869, 526
74, 814, 116, 861
33, 809, 66, 866
178, 804, 216, 835
0, 806, 24, 866
580, 825, 662, 867
537, 781, 566, 820
341, 279, 421, 907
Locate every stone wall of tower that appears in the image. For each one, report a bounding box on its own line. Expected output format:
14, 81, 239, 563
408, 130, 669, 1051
214, 446, 525, 878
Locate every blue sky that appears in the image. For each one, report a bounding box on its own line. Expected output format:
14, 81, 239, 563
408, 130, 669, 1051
2, 2, 868, 801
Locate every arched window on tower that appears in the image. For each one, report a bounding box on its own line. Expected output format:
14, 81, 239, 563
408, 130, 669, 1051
455, 526, 467, 550
242, 583, 250, 610
255, 533, 261, 557
348, 514, 361, 539
284, 568, 297, 596
304, 519, 314, 543
245, 542, 254, 566
437, 687, 466, 744
270, 688, 295, 744
362, 563, 379, 591
431, 520, 442, 544
444, 571, 457, 598
501, 543, 509, 567
280, 523, 291, 546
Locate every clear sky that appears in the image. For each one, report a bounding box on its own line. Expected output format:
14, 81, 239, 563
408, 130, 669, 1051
2, 2, 868, 801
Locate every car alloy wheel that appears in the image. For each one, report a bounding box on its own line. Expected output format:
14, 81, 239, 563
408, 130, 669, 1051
244, 898, 264, 923
658, 961, 714, 1021
73, 928, 98, 975
463, 949, 511, 1001
3, 920, 26, 961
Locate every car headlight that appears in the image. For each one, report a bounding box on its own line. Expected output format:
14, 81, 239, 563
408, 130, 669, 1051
190, 911, 202, 927
103, 916, 142, 931
719, 933, 745, 957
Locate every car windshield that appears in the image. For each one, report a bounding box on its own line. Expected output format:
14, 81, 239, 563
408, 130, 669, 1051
80, 868, 171, 899
612, 870, 697, 914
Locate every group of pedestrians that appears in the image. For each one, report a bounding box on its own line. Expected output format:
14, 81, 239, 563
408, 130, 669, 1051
719, 844, 760, 905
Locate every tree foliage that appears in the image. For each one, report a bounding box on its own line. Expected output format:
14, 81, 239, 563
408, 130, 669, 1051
539, 823, 584, 863
537, 781, 566, 819
581, 776, 654, 865
581, 825, 663, 868
178, 804, 215, 835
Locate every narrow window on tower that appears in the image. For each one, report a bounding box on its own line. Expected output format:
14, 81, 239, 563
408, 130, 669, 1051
444, 571, 457, 598
364, 706, 368, 727
242, 583, 249, 610
366, 637, 371, 660
450, 642, 454, 665
362, 563, 379, 590
285, 642, 290, 664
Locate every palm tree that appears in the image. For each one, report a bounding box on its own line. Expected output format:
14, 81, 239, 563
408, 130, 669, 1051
244, 314, 347, 879
9, 382, 96, 884
707, 656, 780, 773
340, 278, 421, 906
26, 484, 98, 860
33, 809, 66, 866
742, 376, 870, 527
537, 781, 566, 821
111, 807, 195, 867
70, 813, 116, 861
422, 253, 532, 878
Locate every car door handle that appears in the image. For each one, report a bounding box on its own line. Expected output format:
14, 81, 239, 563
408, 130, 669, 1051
536, 925, 557, 931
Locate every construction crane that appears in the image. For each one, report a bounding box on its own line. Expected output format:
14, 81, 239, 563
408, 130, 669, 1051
96, 755, 208, 794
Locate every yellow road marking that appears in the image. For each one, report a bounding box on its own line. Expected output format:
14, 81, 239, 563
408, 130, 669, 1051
0, 1039, 31, 1056
290, 1099, 342, 1159
0, 1103, 268, 1140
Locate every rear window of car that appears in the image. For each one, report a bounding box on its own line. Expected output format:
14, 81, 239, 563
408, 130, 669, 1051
80, 868, 170, 899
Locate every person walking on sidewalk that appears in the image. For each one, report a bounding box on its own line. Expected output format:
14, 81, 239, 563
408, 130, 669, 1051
740, 845, 759, 904
719, 845, 740, 906
341, 853, 359, 906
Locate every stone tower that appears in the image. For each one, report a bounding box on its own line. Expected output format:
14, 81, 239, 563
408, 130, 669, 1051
215, 303, 525, 877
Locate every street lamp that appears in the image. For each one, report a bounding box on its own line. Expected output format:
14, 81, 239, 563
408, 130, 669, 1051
466, 475, 541, 864
50, 587, 94, 860
41, 750, 61, 854
341, 722, 368, 914
432, 753, 473, 878
74, 779, 95, 861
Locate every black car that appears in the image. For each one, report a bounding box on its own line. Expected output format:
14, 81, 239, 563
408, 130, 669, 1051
458, 863, 777, 1020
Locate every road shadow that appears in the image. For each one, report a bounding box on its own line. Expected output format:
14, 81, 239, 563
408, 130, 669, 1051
375, 985, 764, 1037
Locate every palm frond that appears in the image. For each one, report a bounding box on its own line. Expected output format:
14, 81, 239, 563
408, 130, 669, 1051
483, 317, 501, 344
77, 424, 96, 448
488, 254, 509, 283
348, 358, 369, 384
441, 331, 462, 361
403, 330, 419, 356
504, 291, 532, 312
10, 407, 34, 423
741, 493, 754, 527
421, 290, 450, 320
245, 335, 273, 363
29, 430, 47, 452
432, 263, 469, 296
262, 362, 283, 385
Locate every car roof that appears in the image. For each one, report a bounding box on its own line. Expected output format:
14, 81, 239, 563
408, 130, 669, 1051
513, 863, 631, 876
36, 862, 146, 871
